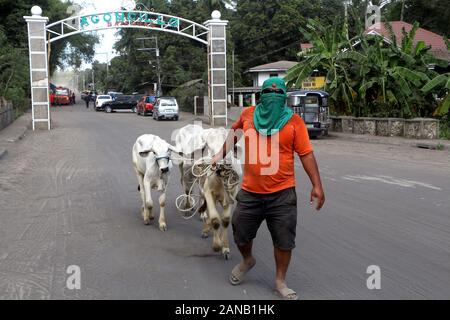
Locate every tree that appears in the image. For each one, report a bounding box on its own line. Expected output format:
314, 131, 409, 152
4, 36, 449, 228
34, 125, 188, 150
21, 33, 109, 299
112, 0, 217, 94
229, 0, 347, 85
421, 38, 450, 117
284, 18, 356, 114
0, 0, 99, 116
0, 27, 29, 110
285, 18, 444, 118
385, 0, 450, 38
0, 0, 99, 75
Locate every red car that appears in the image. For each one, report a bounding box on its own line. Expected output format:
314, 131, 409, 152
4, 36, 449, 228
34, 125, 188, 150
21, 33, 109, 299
137, 95, 156, 116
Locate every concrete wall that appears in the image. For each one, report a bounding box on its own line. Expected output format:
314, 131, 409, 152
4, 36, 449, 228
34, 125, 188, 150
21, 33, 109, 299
0, 97, 14, 131
253, 72, 288, 87
330, 116, 440, 139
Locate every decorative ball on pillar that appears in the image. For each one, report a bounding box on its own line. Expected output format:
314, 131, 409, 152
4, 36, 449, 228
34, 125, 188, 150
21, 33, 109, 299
31, 6, 43, 17
211, 10, 221, 20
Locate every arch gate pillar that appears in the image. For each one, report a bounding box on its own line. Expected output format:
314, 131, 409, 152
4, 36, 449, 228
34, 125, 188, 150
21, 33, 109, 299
24, 7, 227, 129
204, 11, 228, 126
24, 6, 50, 130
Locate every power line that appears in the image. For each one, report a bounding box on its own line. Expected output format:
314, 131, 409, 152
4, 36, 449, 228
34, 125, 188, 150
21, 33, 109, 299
245, 40, 300, 64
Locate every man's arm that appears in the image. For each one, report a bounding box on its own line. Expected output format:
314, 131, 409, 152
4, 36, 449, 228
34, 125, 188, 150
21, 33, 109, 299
300, 152, 325, 210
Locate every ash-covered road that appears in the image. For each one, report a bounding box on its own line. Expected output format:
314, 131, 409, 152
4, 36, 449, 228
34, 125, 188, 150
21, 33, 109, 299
0, 103, 449, 299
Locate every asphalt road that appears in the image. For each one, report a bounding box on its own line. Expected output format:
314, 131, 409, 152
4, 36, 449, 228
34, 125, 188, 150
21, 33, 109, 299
0, 103, 449, 299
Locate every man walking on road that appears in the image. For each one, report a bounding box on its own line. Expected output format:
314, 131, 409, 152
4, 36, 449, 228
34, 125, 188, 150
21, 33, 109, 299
84, 93, 91, 109
211, 77, 325, 300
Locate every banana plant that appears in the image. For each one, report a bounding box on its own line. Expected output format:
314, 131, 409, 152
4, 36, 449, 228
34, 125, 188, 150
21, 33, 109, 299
285, 18, 356, 113
422, 36, 450, 117
422, 73, 450, 116
286, 17, 440, 118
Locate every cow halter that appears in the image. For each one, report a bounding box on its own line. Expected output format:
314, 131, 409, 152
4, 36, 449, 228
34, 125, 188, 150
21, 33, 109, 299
155, 153, 171, 166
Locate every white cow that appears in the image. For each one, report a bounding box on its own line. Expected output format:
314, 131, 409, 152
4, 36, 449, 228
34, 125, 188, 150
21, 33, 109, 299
174, 124, 243, 259
132, 134, 176, 231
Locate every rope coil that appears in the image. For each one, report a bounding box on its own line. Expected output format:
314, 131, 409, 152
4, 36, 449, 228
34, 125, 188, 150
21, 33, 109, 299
175, 156, 240, 220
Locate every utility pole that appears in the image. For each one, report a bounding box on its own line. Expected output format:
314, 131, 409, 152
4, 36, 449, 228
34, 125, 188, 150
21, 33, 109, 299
92, 68, 95, 91
136, 36, 162, 96
344, 0, 350, 40
400, 0, 405, 21
232, 49, 235, 106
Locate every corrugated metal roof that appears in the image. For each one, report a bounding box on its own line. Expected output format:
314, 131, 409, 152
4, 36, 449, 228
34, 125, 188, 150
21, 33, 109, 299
248, 60, 298, 72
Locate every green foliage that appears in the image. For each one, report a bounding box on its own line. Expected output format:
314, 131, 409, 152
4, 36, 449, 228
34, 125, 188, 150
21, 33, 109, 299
0, 0, 98, 115
286, 16, 448, 119
231, 0, 345, 82
110, 0, 226, 95
438, 115, 450, 140
170, 81, 207, 112
384, 0, 450, 38
0, 26, 29, 114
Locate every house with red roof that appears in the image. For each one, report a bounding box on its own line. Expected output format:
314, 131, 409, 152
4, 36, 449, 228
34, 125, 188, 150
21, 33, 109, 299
301, 21, 450, 63
366, 21, 450, 62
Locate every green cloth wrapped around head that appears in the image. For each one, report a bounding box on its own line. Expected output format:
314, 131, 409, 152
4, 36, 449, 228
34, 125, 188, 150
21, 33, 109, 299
254, 77, 293, 136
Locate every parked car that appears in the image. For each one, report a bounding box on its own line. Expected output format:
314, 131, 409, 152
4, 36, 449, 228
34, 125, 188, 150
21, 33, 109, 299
152, 96, 179, 121
102, 95, 138, 113
137, 95, 156, 116
108, 92, 124, 101
95, 95, 112, 111
131, 94, 145, 103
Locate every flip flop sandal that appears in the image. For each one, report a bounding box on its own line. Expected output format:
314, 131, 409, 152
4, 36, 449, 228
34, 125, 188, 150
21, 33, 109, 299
229, 262, 255, 285
275, 285, 298, 300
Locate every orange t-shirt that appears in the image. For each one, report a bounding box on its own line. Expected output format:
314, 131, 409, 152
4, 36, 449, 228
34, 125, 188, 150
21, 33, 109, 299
231, 106, 313, 194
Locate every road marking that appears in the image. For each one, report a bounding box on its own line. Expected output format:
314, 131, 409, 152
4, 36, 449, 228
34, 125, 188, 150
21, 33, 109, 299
341, 175, 442, 191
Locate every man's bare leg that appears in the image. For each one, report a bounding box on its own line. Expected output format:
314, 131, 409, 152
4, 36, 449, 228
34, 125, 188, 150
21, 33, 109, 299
274, 247, 297, 299
229, 242, 256, 285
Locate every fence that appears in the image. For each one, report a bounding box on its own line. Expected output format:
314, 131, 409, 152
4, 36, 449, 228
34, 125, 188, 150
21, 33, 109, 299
329, 116, 440, 139
194, 96, 209, 116
0, 97, 14, 131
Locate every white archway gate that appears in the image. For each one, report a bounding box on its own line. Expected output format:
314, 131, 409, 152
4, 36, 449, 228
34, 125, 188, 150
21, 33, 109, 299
24, 6, 228, 130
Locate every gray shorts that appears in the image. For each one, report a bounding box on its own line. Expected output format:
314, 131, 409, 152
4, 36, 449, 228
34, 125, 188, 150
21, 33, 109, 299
232, 187, 298, 250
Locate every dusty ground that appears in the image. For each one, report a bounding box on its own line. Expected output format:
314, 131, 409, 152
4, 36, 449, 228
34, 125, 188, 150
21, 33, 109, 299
0, 103, 449, 299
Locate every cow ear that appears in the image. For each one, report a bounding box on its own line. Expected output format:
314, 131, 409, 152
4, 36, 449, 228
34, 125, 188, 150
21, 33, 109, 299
168, 144, 182, 155
136, 135, 154, 157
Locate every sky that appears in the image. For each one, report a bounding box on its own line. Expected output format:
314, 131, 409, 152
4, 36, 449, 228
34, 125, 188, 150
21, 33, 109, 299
70, 0, 127, 67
